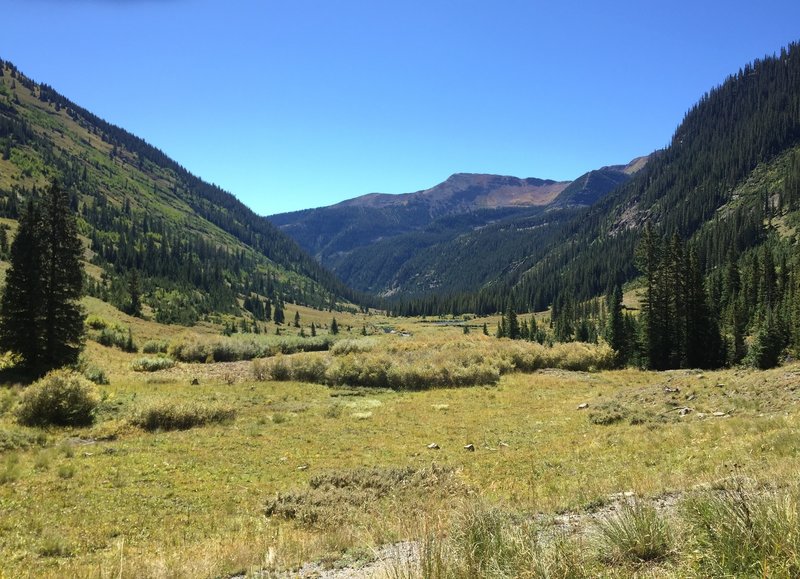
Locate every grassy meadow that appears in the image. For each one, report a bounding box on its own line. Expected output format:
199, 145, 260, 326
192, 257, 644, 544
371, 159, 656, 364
1, 300, 800, 577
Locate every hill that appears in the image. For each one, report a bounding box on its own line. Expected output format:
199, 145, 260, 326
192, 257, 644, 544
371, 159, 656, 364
0, 58, 360, 324
388, 43, 800, 319
269, 163, 642, 295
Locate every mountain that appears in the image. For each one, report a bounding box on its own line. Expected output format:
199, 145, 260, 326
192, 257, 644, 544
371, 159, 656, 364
391, 42, 800, 316
0, 58, 359, 323
269, 162, 643, 295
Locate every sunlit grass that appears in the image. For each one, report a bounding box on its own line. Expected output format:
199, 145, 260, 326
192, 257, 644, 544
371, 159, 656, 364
1, 305, 799, 576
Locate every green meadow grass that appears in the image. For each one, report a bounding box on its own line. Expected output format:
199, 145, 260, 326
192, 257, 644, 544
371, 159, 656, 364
1, 309, 800, 576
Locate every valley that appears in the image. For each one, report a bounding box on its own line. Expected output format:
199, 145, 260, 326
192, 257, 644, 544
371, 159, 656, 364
0, 30, 799, 579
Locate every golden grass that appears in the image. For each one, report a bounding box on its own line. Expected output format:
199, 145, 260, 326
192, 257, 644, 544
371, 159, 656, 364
1, 308, 800, 576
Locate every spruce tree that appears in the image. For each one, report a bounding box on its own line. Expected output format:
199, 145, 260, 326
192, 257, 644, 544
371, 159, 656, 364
330, 317, 339, 335
41, 181, 85, 369
0, 182, 85, 374
605, 285, 626, 365
0, 200, 45, 371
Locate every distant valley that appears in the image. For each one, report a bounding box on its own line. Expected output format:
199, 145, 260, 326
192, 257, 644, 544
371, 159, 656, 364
269, 158, 646, 296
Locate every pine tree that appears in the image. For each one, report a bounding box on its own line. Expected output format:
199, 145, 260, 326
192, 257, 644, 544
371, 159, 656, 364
605, 285, 626, 366
273, 301, 284, 325
127, 270, 142, 317
41, 181, 85, 369
0, 200, 45, 371
310, 322, 317, 337
0, 182, 85, 375
294, 311, 300, 328
330, 317, 339, 335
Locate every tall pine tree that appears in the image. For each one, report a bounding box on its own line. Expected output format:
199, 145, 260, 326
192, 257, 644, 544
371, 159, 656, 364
0, 200, 45, 371
0, 182, 85, 375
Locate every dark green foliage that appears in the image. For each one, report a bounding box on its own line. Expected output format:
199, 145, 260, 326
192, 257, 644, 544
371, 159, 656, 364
636, 230, 722, 370
330, 317, 339, 335
0, 200, 45, 371
15, 370, 99, 427
0, 183, 85, 375
605, 285, 626, 366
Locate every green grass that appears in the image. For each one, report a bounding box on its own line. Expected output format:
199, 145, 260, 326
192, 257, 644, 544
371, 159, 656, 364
1, 313, 800, 576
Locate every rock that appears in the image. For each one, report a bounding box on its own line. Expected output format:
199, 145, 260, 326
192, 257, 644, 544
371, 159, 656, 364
686, 394, 696, 401
464, 444, 475, 452
499, 442, 509, 448
190, 378, 199, 385
715, 383, 725, 388
427, 443, 440, 450
664, 386, 680, 393
297, 464, 309, 471
577, 403, 589, 410
712, 411, 727, 417
679, 407, 692, 416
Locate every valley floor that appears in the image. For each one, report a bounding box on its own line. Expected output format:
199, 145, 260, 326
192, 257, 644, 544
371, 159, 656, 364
1, 320, 800, 577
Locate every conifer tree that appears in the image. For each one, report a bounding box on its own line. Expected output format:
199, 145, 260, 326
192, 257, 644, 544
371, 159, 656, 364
41, 181, 85, 369
0, 200, 45, 371
605, 285, 626, 365
0, 182, 85, 375
330, 317, 339, 335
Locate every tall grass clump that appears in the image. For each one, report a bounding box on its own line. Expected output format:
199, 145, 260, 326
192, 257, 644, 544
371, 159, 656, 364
93, 323, 137, 352
401, 502, 587, 578
131, 401, 236, 431
595, 501, 674, 566
141, 340, 169, 354
170, 334, 334, 363
684, 478, 800, 576
131, 357, 176, 372
16, 370, 100, 427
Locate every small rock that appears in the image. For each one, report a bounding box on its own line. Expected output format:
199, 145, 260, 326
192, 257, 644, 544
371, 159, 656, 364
577, 403, 589, 410
499, 442, 509, 448
279, 457, 288, 462
715, 383, 725, 388
679, 407, 692, 416
686, 394, 696, 401
297, 464, 309, 471
190, 378, 199, 386
427, 443, 440, 450
664, 386, 680, 393
697, 412, 707, 419
712, 411, 727, 417
464, 444, 475, 452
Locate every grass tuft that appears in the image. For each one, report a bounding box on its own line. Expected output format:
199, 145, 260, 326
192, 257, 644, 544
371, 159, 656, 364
595, 500, 674, 566
131, 401, 236, 431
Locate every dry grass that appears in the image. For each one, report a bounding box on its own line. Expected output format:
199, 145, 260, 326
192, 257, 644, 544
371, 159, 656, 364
1, 306, 799, 576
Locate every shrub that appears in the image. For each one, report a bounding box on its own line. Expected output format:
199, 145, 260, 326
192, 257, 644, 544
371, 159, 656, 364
96, 324, 137, 353
131, 401, 236, 431
0, 427, 48, 451
85, 315, 107, 330
330, 338, 377, 356
84, 365, 109, 385
16, 370, 100, 427
131, 357, 176, 372
141, 340, 169, 354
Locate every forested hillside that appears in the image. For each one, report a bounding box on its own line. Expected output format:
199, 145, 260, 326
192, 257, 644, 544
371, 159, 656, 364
0, 59, 361, 324
390, 43, 800, 370
392, 43, 800, 317
270, 165, 640, 295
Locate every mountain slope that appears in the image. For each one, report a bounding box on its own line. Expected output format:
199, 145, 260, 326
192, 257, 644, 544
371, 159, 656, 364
270, 164, 641, 296
0, 58, 358, 322
392, 42, 800, 316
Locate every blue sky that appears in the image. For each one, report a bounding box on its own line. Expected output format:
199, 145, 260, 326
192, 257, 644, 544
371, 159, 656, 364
2, 1, 800, 214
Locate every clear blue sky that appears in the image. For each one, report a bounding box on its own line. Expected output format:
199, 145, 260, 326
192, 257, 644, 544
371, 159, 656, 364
2, 1, 800, 214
